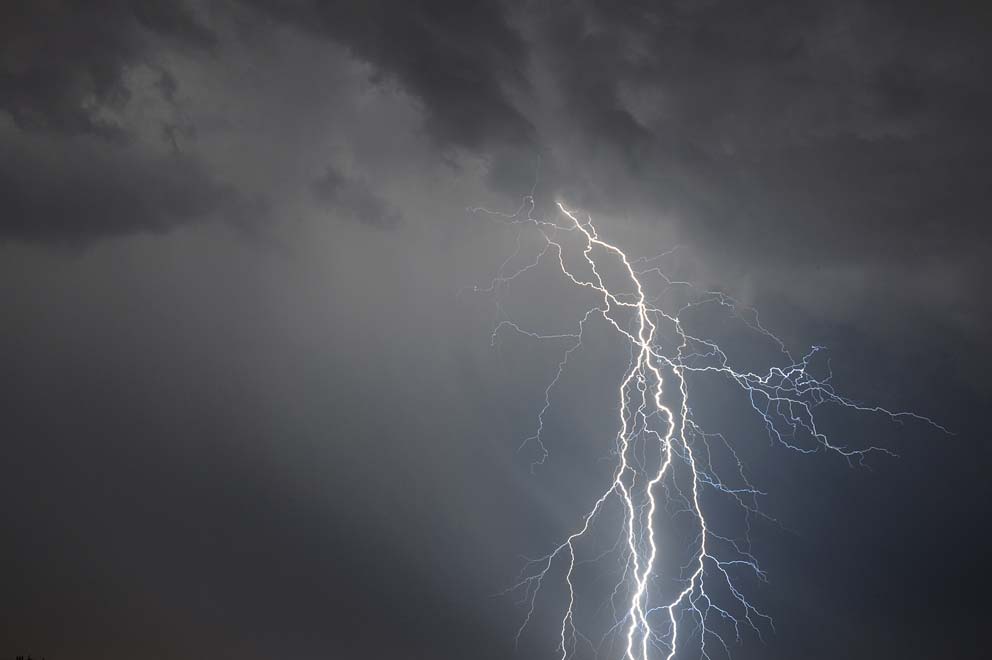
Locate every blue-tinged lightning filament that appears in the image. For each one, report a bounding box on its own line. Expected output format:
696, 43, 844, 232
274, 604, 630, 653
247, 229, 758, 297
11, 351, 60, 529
473, 198, 946, 660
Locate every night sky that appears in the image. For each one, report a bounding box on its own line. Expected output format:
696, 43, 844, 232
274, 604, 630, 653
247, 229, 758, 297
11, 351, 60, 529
2, 2, 991, 659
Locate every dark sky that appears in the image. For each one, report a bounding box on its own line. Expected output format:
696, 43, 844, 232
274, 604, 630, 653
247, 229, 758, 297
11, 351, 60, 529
2, 2, 990, 659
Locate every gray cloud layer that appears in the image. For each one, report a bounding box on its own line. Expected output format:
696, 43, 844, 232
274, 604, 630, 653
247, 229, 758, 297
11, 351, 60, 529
1, 2, 989, 659
1, 2, 987, 322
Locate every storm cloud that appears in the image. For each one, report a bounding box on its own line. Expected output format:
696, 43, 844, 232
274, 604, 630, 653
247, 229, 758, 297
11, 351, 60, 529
1, 2, 989, 659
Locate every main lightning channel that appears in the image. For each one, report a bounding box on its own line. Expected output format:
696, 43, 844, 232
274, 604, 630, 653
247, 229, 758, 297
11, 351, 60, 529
473, 198, 946, 660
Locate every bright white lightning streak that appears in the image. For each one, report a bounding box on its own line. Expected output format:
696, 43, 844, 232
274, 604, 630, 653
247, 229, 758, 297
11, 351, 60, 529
473, 197, 947, 660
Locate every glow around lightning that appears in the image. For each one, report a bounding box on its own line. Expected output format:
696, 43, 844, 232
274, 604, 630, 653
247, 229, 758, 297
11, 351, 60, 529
472, 197, 946, 660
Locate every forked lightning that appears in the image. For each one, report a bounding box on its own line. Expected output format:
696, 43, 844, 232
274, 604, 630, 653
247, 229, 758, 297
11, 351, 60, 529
472, 197, 946, 660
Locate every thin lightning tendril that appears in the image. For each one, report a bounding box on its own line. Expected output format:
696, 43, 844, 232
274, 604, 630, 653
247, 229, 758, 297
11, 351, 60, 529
472, 196, 947, 660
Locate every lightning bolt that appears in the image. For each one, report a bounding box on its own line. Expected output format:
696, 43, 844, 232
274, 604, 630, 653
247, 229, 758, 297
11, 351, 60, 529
472, 196, 947, 660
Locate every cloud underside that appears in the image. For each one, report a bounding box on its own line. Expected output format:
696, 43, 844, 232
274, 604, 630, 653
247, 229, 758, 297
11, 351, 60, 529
0, 0, 988, 280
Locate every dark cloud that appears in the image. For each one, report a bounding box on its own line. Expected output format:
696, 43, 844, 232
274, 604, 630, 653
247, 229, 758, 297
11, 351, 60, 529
242, 0, 535, 151
311, 166, 400, 229
0, 132, 247, 244
0, 0, 214, 139
0, 1, 237, 243
503, 0, 992, 339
